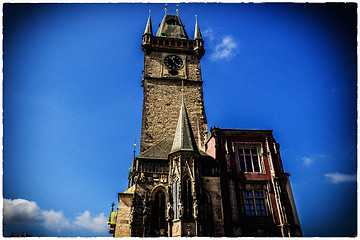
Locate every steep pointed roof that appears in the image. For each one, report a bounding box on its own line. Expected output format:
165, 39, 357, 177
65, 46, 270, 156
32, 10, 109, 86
194, 15, 202, 40
156, 14, 188, 39
143, 11, 153, 35
170, 99, 199, 154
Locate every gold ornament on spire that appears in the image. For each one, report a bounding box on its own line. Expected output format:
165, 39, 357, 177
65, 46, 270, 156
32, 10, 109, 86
165, 4, 168, 14
176, 4, 179, 15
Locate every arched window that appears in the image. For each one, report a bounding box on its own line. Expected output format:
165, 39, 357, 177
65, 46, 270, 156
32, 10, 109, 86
182, 176, 193, 219
173, 178, 179, 219
152, 189, 166, 236
201, 190, 213, 236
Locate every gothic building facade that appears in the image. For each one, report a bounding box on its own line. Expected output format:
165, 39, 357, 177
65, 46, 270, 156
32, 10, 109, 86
108, 10, 302, 237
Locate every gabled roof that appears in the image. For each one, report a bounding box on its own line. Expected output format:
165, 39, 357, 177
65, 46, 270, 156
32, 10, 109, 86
137, 136, 174, 160
156, 14, 188, 39
170, 99, 199, 154
137, 136, 209, 160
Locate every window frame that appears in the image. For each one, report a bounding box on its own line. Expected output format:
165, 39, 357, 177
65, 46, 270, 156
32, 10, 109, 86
243, 190, 268, 217
172, 177, 179, 219
233, 142, 264, 174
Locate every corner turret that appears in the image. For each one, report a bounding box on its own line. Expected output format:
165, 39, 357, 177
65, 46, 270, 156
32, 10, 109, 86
194, 15, 202, 40
194, 15, 205, 56
143, 10, 153, 36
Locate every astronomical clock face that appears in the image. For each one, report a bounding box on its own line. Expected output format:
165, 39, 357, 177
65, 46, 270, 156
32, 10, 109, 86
164, 55, 183, 69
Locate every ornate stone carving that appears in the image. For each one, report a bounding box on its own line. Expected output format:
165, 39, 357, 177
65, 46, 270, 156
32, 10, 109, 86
193, 200, 198, 219
166, 202, 173, 220
178, 200, 184, 218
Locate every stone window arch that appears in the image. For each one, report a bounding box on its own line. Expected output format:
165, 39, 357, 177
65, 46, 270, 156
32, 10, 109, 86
151, 187, 166, 236
200, 189, 213, 236
182, 176, 193, 219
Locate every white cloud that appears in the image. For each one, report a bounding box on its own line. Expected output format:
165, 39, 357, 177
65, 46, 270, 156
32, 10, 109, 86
73, 211, 108, 233
324, 172, 357, 184
42, 210, 71, 232
301, 157, 313, 166
210, 35, 238, 61
202, 28, 214, 41
4, 198, 42, 223
4, 198, 108, 234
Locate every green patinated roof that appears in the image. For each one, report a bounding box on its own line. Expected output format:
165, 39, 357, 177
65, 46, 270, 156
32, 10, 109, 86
156, 14, 188, 39
170, 99, 199, 154
107, 211, 117, 225
137, 136, 174, 160
137, 135, 209, 160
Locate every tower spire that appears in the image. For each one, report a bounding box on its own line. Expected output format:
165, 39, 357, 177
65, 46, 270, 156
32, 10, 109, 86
194, 15, 202, 40
143, 10, 152, 36
170, 98, 199, 155
128, 137, 136, 188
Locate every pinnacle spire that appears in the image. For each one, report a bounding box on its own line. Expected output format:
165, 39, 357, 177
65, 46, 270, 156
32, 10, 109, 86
194, 15, 202, 40
170, 99, 199, 154
143, 10, 152, 36
128, 137, 136, 188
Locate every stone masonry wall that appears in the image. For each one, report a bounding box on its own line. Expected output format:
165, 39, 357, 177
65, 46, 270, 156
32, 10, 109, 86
202, 176, 225, 237
143, 50, 202, 82
140, 47, 206, 154
114, 194, 133, 237
140, 78, 207, 153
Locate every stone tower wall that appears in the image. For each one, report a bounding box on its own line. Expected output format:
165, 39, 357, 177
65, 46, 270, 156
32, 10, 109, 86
139, 37, 207, 154
140, 78, 207, 153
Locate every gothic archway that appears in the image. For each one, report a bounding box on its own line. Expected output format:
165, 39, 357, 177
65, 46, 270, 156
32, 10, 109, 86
182, 176, 193, 219
200, 190, 213, 236
151, 187, 167, 236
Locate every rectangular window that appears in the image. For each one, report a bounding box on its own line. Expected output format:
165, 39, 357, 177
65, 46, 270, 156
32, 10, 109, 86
244, 190, 267, 216
237, 144, 262, 173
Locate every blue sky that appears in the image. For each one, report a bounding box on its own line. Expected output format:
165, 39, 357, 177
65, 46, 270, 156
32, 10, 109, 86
3, 2, 357, 237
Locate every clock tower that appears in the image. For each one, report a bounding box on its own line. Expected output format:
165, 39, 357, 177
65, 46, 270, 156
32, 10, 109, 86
108, 8, 302, 238
140, 10, 207, 153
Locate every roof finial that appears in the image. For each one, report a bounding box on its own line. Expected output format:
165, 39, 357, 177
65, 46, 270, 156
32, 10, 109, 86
176, 5, 179, 15
164, 4, 168, 14
149, 9, 151, 16
181, 79, 184, 102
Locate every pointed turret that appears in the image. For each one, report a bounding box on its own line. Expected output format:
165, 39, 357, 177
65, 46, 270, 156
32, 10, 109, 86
194, 15, 202, 40
127, 138, 136, 188
156, 12, 188, 39
143, 10, 152, 36
170, 98, 199, 154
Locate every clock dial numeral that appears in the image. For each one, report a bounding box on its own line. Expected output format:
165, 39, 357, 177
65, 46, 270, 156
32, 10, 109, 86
164, 55, 183, 69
